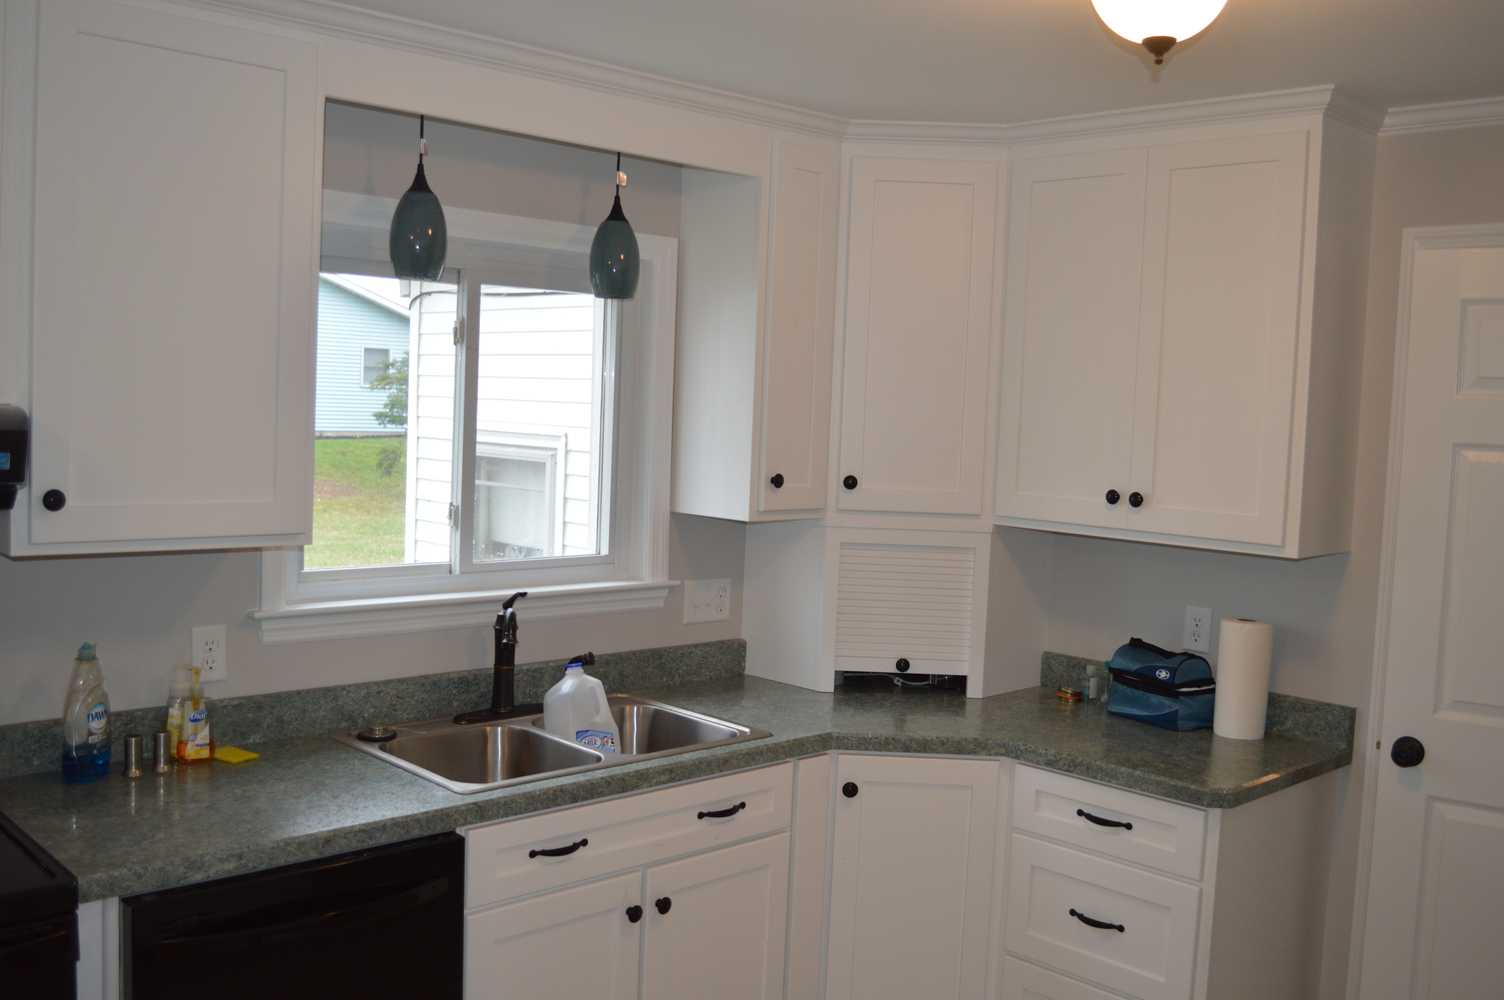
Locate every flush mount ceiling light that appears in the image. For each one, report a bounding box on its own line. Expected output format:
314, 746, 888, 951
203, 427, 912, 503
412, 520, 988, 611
389, 114, 448, 281
1091, 0, 1228, 65
589, 153, 640, 300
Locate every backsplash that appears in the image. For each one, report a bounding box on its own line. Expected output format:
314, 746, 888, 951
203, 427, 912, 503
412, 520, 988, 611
0, 639, 745, 779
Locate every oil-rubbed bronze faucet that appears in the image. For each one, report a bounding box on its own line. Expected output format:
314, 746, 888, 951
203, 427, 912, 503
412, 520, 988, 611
454, 592, 539, 724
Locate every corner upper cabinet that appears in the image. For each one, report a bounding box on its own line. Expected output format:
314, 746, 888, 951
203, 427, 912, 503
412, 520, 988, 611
1, 0, 318, 555
995, 120, 1373, 557
836, 156, 998, 516
673, 135, 838, 522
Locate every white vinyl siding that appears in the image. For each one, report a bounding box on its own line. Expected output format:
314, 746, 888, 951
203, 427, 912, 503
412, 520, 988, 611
406, 287, 460, 563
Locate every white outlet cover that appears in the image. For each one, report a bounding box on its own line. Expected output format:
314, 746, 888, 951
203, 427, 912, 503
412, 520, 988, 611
192, 624, 229, 682
683, 579, 732, 624
1183, 606, 1212, 654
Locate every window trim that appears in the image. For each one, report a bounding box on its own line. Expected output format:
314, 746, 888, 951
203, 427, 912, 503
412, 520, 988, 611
255, 192, 678, 642
473, 431, 566, 560
360, 346, 390, 388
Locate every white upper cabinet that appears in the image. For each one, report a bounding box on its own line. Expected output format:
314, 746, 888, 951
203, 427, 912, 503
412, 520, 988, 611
995, 120, 1372, 557
997, 149, 1148, 530
673, 135, 838, 522
5, 0, 318, 554
837, 156, 998, 516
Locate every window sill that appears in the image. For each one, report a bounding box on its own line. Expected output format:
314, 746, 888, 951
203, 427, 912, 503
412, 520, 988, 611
251, 578, 677, 644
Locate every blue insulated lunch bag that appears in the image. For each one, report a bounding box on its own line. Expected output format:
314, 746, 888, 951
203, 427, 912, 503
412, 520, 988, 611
1105, 638, 1216, 732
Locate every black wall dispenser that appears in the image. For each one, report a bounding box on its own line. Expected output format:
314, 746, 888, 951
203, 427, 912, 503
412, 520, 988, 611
0, 405, 28, 511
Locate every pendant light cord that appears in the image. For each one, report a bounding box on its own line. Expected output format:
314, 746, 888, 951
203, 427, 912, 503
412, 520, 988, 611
615, 152, 623, 193
419, 114, 427, 162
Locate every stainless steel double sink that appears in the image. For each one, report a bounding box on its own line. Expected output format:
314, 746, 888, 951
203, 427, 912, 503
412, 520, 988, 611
337, 695, 770, 794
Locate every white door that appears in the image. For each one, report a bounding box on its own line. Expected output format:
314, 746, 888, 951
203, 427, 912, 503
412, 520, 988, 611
1359, 230, 1504, 1000
464, 871, 642, 1000
1126, 132, 1308, 545
826, 755, 1000, 1000
28, 0, 317, 546
642, 833, 790, 1000
995, 148, 1147, 529
838, 157, 998, 515
760, 137, 838, 514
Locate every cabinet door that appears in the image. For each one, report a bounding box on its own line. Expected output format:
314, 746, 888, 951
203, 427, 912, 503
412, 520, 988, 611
995, 149, 1148, 528
838, 157, 998, 515
1127, 132, 1309, 545
464, 871, 641, 1000
28, 0, 316, 547
642, 833, 789, 1000
826, 755, 1000, 1000
760, 138, 838, 514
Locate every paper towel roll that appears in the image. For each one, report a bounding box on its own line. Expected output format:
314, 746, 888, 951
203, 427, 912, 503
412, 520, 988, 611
1213, 617, 1274, 740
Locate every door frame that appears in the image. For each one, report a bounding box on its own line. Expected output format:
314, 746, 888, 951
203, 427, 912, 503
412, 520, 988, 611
1346, 222, 1504, 999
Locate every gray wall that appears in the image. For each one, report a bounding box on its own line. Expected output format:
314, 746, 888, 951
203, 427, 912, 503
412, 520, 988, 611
1030, 124, 1504, 1000
0, 106, 741, 726
322, 102, 683, 237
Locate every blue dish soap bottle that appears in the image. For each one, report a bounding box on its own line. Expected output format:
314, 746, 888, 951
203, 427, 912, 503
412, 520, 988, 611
62, 642, 111, 783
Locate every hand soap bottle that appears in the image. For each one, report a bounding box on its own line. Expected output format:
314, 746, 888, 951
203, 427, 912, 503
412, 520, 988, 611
175, 667, 214, 765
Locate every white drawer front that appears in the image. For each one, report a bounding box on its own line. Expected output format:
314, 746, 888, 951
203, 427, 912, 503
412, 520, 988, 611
1012, 766, 1207, 880
1001, 957, 1128, 1000
465, 763, 793, 910
1006, 835, 1201, 1000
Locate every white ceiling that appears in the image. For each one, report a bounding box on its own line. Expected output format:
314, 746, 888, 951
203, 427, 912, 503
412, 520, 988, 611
335, 0, 1504, 123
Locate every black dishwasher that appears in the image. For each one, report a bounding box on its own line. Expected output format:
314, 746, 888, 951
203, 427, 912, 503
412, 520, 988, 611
122, 832, 462, 1000
0, 810, 78, 999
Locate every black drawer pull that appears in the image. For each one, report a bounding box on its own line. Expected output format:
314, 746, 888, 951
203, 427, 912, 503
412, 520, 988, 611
698, 801, 747, 820
1076, 808, 1133, 831
655, 896, 672, 915
529, 837, 588, 859
1070, 908, 1125, 933
625, 905, 643, 923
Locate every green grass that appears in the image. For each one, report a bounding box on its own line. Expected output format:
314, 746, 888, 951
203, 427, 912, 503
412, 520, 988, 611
306, 436, 407, 570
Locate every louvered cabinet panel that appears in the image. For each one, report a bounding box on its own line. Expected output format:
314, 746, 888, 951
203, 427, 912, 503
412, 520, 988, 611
832, 532, 988, 678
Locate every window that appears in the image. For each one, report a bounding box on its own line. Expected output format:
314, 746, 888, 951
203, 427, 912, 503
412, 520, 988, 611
361, 347, 390, 387
255, 191, 678, 641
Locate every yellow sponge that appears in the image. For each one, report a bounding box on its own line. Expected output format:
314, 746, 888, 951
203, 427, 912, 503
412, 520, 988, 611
213, 746, 259, 764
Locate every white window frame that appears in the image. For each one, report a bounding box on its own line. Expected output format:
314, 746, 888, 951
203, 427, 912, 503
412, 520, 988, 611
360, 346, 390, 388
473, 431, 567, 560
254, 191, 677, 642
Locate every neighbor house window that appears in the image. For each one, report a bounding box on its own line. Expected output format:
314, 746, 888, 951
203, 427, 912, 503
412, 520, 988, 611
255, 191, 677, 640
361, 347, 390, 387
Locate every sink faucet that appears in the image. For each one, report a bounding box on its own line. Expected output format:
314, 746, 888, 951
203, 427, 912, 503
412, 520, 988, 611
455, 592, 539, 724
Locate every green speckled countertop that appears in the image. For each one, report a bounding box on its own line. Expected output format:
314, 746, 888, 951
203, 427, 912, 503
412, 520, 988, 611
0, 675, 1351, 903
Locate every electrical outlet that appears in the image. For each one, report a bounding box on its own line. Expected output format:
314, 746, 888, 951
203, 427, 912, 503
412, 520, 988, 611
192, 624, 229, 682
683, 579, 732, 624
1183, 606, 1212, 654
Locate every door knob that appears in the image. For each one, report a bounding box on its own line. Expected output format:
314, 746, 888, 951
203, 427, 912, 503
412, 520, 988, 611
769, 473, 785, 489
42, 489, 66, 512
625, 905, 643, 923
1128, 491, 1145, 508
1391, 736, 1425, 768
655, 897, 672, 915
842, 781, 859, 798
842, 475, 858, 490
1105, 489, 1120, 506
895, 658, 910, 673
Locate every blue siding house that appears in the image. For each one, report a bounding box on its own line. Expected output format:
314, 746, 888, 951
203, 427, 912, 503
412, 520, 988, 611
315, 275, 409, 434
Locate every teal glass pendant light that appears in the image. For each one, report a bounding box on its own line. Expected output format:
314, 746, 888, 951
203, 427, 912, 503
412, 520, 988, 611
590, 153, 640, 299
389, 114, 448, 281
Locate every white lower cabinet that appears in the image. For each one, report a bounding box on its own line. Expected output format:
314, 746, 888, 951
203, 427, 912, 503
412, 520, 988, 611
464, 871, 642, 1000
825, 755, 1002, 1000
642, 833, 790, 1000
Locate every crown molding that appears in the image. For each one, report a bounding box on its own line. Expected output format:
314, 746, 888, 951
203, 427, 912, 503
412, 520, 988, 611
193, 0, 847, 137
845, 85, 1383, 145
1380, 95, 1504, 136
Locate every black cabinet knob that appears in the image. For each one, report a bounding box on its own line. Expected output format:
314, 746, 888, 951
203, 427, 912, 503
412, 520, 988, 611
655, 897, 672, 915
1105, 489, 1120, 506
769, 473, 785, 489
842, 474, 859, 490
1128, 491, 1145, 508
842, 781, 859, 799
895, 658, 910, 673
1391, 736, 1425, 768
625, 905, 643, 923
42, 489, 66, 512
